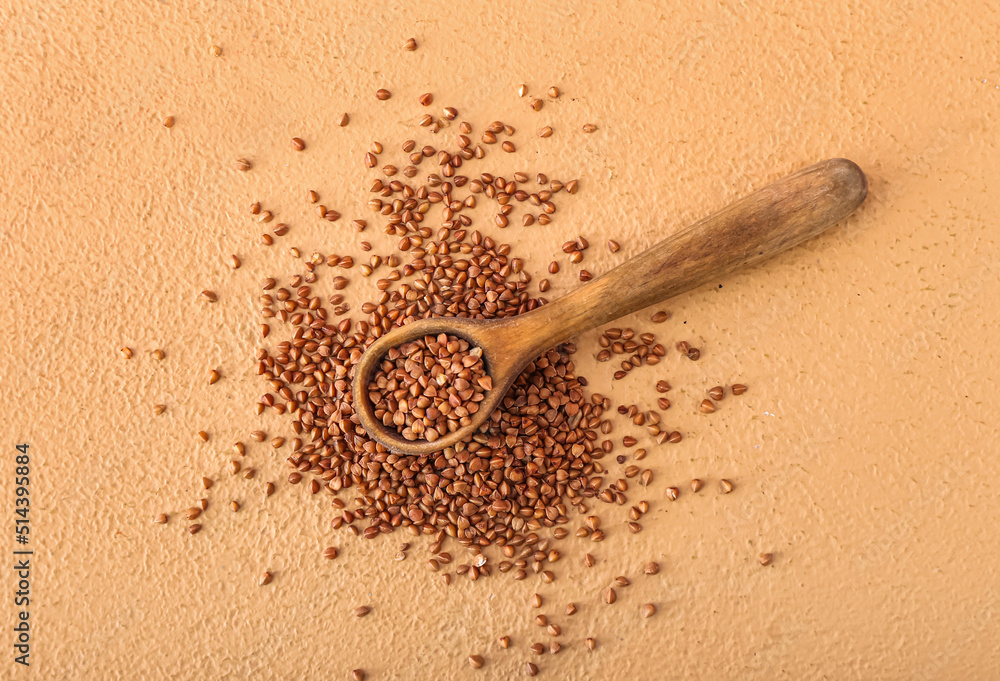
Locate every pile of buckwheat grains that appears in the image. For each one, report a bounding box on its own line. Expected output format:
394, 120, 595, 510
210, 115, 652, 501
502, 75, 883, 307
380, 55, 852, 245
138, 35, 762, 677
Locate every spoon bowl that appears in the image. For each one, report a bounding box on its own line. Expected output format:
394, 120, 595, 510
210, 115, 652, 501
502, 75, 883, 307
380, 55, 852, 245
353, 158, 868, 454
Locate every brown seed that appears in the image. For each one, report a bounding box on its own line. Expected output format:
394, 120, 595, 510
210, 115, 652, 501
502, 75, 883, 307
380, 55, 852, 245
535, 615, 547, 627
644, 561, 660, 575
548, 261, 559, 274
375, 88, 391, 100
720, 479, 734, 494
209, 369, 221, 384
200, 290, 218, 303
443, 106, 458, 120
209, 44, 222, 56
538, 126, 553, 138
498, 636, 510, 649
249, 202, 261, 215
579, 270, 592, 282
585, 554, 595, 567
323, 547, 338, 560
530, 643, 545, 655
355, 606, 370, 617
628, 521, 642, 533
691, 478, 703, 492
666, 486, 679, 500
242, 468, 255, 480
501, 141, 516, 153
188, 524, 202, 535
517, 84, 528, 97
548, 86, 560, 98
201, 477, 213, 490
258, 210, 273, 223
530, 98, 543, 111
119, 346, 133, 359
565, 603, 577, 616
699, 399, 715, 414
531, 593, 542, 608
709, 386, 724, 401
198, 499, 208, 511
418, 92, 433, 106
337, 113, 350, 127
230, 501, 240, 512
162, 115, 175, 128
585, 638, 596, 651
641, 603, 656, 618
549, 642, 561, 655
234, 158, 252, 171
197, 431, 209, 442
604, 587, 616, 604
732, 383, 748, 395
265, 482, 276, 497
546, 624, 560, 637
526, 662, 538, 676
641, 470, 654, 486
154, 513, 168, 524
651, 310, 669, 323
291, 137, 305, 151
352, 670, 366, 681
258, 571, 272, 586
582, 123, 597, 133
469, 655, 484, 669
615, 576, 631, 587
759, 553, 773, 566
687, 348, 701, 361
403, 36, 417, 50
228, 460, 241, 475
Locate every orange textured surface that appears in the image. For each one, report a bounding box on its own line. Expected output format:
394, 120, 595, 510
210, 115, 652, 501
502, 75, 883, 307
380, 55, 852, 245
2, 1, 999, 679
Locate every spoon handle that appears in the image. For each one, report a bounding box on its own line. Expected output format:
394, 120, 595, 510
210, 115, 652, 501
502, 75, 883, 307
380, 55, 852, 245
513, 158, 867, 355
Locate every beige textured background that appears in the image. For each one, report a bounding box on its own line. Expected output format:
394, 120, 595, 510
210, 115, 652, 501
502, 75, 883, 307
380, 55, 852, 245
3, 1, 999, 679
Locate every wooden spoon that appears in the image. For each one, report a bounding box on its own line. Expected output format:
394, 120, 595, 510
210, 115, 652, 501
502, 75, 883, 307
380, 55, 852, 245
353, 158, 867, 454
